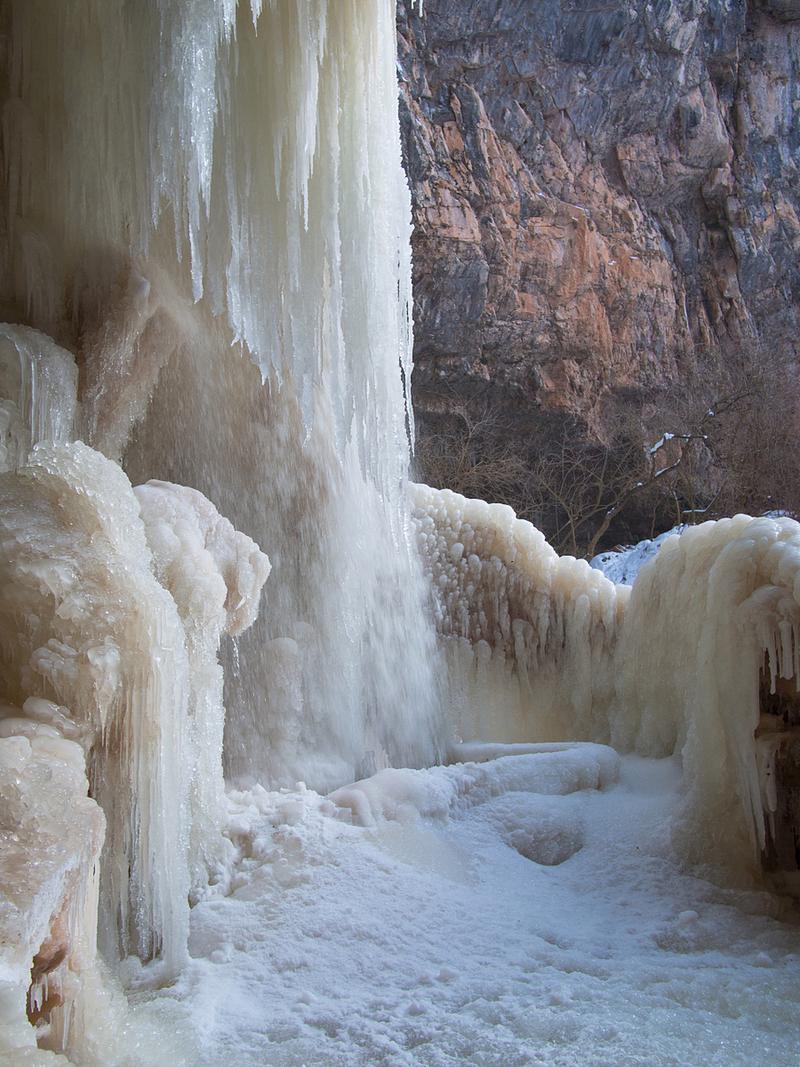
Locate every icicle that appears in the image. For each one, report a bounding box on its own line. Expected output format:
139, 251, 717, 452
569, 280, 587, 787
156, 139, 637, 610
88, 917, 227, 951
0, 325, 77, 472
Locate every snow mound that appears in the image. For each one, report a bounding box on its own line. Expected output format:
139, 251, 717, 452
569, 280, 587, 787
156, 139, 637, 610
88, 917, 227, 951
329, 745, 619, 827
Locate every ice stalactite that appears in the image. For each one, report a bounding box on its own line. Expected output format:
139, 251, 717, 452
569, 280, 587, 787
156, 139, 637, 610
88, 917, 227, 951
410, 483, 627, 747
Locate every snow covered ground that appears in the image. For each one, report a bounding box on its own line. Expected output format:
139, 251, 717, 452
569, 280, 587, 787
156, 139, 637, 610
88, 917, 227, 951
142, 748, 800, 1066
590, 528, 687, 586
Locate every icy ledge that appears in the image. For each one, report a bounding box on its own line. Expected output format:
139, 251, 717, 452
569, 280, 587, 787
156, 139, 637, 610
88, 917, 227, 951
330, 745, 620, 827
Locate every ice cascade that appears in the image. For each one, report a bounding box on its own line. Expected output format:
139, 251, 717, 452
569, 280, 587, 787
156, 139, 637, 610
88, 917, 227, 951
4, 0, 799, 1062
1, 1, 440, 1060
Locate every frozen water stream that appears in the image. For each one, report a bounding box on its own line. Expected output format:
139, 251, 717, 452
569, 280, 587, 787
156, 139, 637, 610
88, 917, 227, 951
149, 750, 800, 1066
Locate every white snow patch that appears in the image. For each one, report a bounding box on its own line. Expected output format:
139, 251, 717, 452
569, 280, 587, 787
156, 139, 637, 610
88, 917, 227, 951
590, 526, 687, 586
148, 752, 800, 1067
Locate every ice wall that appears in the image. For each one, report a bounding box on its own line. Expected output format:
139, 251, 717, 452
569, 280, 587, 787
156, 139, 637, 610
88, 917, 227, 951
3, 0, 444, 792
415, 484, 800, 877
410, 483, 627, 746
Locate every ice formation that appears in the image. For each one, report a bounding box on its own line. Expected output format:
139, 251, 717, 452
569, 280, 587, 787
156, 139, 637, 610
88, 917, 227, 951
414, 483, 800, 877
0, 443, 191, 972
134, 480, 271, 887
1, 1, 439, 1060
3, 0, 443, 792
330, 745, 620, 828
1, 0, 799, 1063
410, 483, 627, 746
0, 325, 78, 473
0, 731, 103, 1061
0, 446, 271, 1060
618, 515, 800, 874
589, 525, 687, 586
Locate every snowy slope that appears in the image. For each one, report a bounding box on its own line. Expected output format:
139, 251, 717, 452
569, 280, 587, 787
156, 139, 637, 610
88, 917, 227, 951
145, 748, 800, 1067
590, 528, 687, 586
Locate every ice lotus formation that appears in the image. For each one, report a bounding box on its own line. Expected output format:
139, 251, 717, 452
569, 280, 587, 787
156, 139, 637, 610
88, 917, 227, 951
0, 1, 798, 1064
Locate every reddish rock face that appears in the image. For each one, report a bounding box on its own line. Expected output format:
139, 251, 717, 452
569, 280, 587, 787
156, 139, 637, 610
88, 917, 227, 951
398, 0, 800, 444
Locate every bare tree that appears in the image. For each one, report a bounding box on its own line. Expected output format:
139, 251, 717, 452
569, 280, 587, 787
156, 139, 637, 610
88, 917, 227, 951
413, 338, 800, 558
414, 392, 532, 511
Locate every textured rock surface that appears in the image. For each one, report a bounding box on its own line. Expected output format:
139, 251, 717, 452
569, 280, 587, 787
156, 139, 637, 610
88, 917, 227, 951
399, 0, 800, 439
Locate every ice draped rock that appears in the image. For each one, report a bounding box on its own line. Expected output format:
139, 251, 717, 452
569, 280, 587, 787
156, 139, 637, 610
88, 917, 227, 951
134, 480, 271, 887
0, 443, 192, 973
0, 731, 104, 1062
0, 443, 270, 1059
409, 481, 627, 747
618, 513, 800, 874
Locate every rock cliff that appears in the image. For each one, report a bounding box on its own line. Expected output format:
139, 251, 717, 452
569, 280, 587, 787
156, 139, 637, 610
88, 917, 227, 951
399, 0, 800, 458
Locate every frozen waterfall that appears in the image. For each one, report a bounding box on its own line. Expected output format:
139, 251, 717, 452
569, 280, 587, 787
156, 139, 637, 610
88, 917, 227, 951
1, 1, 799, 1064
1, 0, 442, 1060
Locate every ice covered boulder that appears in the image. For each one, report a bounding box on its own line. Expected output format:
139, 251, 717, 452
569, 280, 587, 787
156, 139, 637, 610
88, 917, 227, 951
0, 731, 104, 1061
135, 480, 271, 885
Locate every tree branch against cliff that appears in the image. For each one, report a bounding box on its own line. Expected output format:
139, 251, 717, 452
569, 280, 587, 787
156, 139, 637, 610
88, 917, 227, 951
524, 426, 699, 559
414, 391, 532, 511
414, 339, 800, 558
